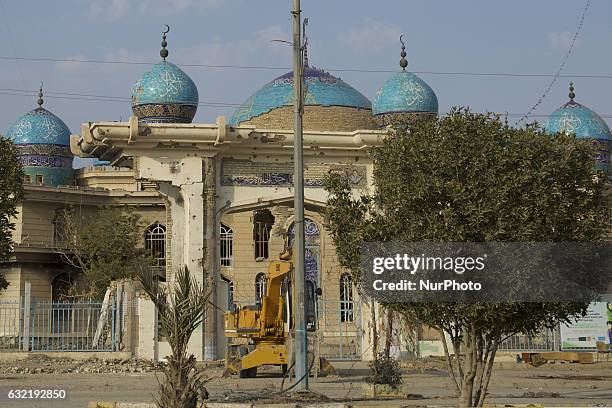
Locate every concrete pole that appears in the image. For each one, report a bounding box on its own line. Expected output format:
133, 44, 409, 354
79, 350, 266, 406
291, 0, 308, 390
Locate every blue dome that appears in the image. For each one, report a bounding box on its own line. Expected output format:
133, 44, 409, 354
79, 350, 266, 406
131, 61, 199, 123
6, 105, 73, 187
6, 107, 71, 146
546, 99, 611, 171
372, 71, 438, 117
229, 67, 372, 125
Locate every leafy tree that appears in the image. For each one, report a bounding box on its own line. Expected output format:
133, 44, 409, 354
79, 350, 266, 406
324, 109, 610, 407
139, 265, 211, 408
0, 136, 24, 292
54, 206, 154, 299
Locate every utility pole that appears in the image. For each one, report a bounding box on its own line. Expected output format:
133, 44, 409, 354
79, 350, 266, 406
291, 0, 308, 391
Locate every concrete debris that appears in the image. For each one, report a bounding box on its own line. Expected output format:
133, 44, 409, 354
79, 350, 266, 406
0, 355, 163, 374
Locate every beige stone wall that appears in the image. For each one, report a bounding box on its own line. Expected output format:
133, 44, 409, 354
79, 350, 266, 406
219, 205, 345, 305
241, 105, 378, 132
0, 266, 22, 300
19, 201, 74, 247
20, 266, 52, 301
75, 166, 137, 191
16, 200, 165, 250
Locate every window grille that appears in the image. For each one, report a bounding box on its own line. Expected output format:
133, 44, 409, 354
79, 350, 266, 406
340, 273, 354, 323
220, 223, 233, 267
145, 222, 166, 267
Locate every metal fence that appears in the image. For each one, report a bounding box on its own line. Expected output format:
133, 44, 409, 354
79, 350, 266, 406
0, 296, 118, 352
29, 300, 116, 351
318, 300, 362, 360
498, 330, 555, 351
0, 300, 21, 350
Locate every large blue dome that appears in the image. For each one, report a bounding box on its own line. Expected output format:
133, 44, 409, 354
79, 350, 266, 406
229, 67, 372, 126
545, 88, 611, 172
373, 72, 438, 117
6, 107, 71, 146
131, 61, 199, 123
6, 100, 73, 187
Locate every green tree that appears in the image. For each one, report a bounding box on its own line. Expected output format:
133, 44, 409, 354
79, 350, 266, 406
0, 136, 24, 292
325, 109, 610, 407
54, 206, 154, 299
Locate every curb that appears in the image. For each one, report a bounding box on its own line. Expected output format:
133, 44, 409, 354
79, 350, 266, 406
88, 403, 352, 408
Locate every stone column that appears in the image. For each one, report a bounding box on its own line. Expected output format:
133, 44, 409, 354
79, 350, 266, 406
157, 157, 206, 360
202, 157, 217, 360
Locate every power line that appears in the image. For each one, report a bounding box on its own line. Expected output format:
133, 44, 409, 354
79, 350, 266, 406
2, 90, 612, 120
515, 0, 591, 125
1, 55, 612, 79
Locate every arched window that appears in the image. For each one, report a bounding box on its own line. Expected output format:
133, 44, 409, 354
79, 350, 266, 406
340, 273, 354, 323
145, 222, 166, 267
52, 211, 67, 247
253, 210, 274, 260
220, 223, 233, 267
255, 273, 267, 302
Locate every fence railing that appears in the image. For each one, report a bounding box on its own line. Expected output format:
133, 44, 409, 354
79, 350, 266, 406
498, 330, 555, 351
0, 300, 21, 351
0, 292, 118, 352
29, 301, 116, 351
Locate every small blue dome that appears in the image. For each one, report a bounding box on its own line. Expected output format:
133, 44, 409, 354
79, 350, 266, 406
131, 61, 199, 123
6, 104, 73, 187
372, 71, 438, 117
229, 67, 371, 125
6, 107, 71, 146
546, 97, 611, 172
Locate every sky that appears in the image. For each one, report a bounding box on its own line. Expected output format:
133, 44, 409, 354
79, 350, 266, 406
0, 0, 611, 167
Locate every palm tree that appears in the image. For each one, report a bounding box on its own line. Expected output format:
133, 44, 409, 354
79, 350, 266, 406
139, 266, 210, 408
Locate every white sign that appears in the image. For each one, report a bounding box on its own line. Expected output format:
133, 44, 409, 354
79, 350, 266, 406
560, 302, 608, 349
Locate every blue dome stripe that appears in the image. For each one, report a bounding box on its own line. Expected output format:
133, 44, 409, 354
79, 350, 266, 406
6, 108, 71, 146
545, 102, 612, 141
373, 72, 438, 115
131, 61, 199, 105
229, 67, 371, 125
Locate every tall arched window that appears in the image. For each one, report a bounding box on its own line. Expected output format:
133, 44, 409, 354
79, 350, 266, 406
145, 222, 166, 267
253, 210, 274, 260
220, 223, 233, 267
255, 273, 267, 302
340, 273, 354, 323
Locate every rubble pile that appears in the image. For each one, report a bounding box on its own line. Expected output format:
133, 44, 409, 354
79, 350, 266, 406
0, 355, 163, 374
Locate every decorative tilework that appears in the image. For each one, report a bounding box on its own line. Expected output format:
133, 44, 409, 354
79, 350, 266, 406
372, 71, 438, 116
229, 67, 372, 125
546, 100, 612, 170
6, 108, 71, 145
131, 61, 199, 123
6, 107, 74, 186
18, 155, 72, 168
132, 103, 197, 124
221, 160, 367, 188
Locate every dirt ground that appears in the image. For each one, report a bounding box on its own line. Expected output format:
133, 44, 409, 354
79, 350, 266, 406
0, 357, 611, 407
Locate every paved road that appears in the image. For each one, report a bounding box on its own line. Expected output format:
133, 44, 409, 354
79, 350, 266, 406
0, 361, 610, 407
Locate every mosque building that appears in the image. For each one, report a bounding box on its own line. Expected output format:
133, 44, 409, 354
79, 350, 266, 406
0, 28, 610, 361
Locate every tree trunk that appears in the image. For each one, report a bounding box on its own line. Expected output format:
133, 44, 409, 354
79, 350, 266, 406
440, 329, 460, 395
384, 309, 394, 359
475, 337, 499, 407
459, 325, 478, 407
370, 300, 378, 359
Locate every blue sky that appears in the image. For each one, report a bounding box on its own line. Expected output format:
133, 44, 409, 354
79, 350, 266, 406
1, 0, 611, 161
